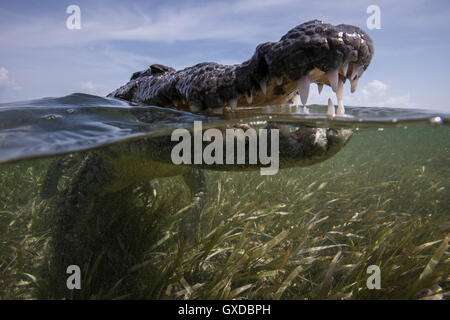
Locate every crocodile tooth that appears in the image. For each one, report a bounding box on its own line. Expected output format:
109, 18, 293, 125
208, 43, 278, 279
229, 98, 238, 109
327, 98, 335, 116
358, 68, 364, 78
245, 91, 253, 104
276, 77, 283, 86
297, 75, 310, 105
350, 64, 363, 80
336, 99, 345, 115
326, 69, 338, 92
336, 76, 344, 101
303, 106, 310, 114
355, 62, 365, 78
350, 78, 358, 93
259, 78, 267, 95
341, 62, 349, 76
336, 77, 345, 115
189, 104, 202, 113
292, 94, 300, 108
317, 83, 323, 94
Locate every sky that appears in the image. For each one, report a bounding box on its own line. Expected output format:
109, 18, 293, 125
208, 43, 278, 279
0, 0, 449, 111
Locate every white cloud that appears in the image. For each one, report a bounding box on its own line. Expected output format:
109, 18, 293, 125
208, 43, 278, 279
0, 66, 20, 90
348, 80, 416, 108
80, 81, 107, 95
364, 80, 387, 93
309, 79, 417, 108
0, 67, 9, 85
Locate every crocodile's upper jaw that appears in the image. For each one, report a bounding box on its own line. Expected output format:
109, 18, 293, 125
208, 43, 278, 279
109, 20, 374, 116
220, 62, 368, 115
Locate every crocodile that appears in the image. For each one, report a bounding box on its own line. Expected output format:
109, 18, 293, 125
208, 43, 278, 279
42, 20, 373, 298
108, 19, 373, 115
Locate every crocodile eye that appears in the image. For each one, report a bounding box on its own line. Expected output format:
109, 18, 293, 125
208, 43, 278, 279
150, 64, 173, 75
130, 71, 142, 81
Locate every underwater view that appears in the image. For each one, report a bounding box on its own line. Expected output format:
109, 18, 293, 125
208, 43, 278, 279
0, 94, 448, 300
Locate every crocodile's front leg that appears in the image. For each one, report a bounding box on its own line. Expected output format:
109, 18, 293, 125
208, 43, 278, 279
43, 148, 208, 297
40, 154, 81, 199
49, 152, 111, 298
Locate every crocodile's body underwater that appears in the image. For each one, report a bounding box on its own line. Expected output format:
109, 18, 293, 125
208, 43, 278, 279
43, 20, 374, 298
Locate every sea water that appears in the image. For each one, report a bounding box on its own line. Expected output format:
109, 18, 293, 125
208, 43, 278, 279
0, 93, 448, 299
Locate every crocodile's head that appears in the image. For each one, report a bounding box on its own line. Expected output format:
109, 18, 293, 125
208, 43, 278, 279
110, 20, 374, 116
109, 20, 374, 170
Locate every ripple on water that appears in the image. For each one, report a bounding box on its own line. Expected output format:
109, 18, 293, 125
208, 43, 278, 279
0, 93, 448, 163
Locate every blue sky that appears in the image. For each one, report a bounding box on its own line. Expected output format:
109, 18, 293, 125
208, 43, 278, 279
0, 0, 449, 111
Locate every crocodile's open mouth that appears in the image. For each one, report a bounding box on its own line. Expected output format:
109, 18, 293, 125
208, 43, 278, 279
109, 20, 374, 116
